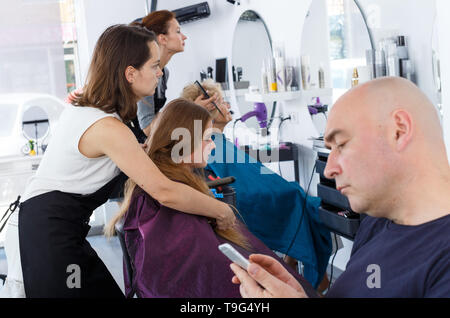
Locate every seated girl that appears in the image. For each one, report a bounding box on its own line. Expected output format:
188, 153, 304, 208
106, 98, 316, 298
181, 80, 332, 291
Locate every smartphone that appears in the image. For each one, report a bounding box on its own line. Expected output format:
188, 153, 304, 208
194, 80, 226, 118
218, 243, 250, 270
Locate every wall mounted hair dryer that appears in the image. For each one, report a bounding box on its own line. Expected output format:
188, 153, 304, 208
239, 102, 268, 136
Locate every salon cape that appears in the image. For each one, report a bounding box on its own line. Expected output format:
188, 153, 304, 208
206, 133, 332, 288
122, 189, 317, 298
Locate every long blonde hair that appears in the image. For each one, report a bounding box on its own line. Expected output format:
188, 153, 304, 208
105, 98, 250, 250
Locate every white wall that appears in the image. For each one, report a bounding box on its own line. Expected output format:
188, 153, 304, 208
75, 0, 149, 83
359, 0, 438, 106
435, 0, 450, 160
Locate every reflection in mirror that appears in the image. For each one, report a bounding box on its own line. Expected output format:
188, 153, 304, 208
326, 0, 372, 101
231, 10, 272, 131
431, 16, 443, 119
22, 106, 50, 155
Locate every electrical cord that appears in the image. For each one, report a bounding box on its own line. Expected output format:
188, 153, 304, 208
277, 116, 291, 177
267, 101, 277, 131
232, 119, 240, 147
284, 158, 317, 258
328, 233, 339, 293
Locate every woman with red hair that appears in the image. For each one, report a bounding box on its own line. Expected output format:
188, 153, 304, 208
133, 10, 218, 136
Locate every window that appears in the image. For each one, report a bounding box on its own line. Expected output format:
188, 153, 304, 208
60, 0, 81, 94
326, 0, 371, 101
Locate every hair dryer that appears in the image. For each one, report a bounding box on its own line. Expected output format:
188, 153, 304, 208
239, 102, 268, 129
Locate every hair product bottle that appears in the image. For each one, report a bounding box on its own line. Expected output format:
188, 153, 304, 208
375, 49, 386, 78
318, 64, 325, 89
397, 35, 409, 77
386, 42, 399, 76
351, 67, 359, 87
301, 55, 311, 90
267, 58, 277, 93
261, 61, 268, 93
275, 56, 286, 92
273, 44, 286, 92
366, 49, 376, 79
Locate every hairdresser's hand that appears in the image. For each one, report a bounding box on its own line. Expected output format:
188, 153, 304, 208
215, 204, 236, 230
194, 92, 219, 110
230, 254, 308, 298
65, 87, 83, 104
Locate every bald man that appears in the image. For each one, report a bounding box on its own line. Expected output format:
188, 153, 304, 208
230, 77, 450, 298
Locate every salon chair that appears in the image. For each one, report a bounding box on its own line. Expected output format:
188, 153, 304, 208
205, 176, 237, 207
115, 218, 136, 298
114, 175, 236, 299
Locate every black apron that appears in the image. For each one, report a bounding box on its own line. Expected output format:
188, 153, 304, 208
18, 173, 127, 298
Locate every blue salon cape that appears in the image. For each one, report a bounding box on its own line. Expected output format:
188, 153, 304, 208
206, 133, 332, 288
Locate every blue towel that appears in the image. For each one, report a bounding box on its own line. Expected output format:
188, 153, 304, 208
206, 133, 332, 288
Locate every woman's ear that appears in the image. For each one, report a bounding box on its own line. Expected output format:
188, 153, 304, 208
124, 66, 136, 84
157, 33, 167, 46
392, 109, 413, 152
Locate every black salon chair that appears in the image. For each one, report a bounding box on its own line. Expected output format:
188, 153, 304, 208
114, 218, 136, 298
205, 176, 237, 207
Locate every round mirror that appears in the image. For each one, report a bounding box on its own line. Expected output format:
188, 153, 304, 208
326, 0, 373, 102
231, 10, 272, 131
22, 105, 50, 141
300, 0, 372, 135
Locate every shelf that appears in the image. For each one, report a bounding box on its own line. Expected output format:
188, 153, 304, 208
223, 89, 247, 98
244, 88, 332, 103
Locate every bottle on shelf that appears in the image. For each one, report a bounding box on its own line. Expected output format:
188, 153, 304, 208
301, 55, 311, 90
261, 61, 268, 94
318, 64, 325, 89
351, 67, 359, 87
267, 57, 277, 93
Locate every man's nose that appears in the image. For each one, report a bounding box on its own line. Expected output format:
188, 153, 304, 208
324, 151, 341, 179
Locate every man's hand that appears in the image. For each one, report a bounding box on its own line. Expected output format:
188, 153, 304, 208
230, 254, 308, 298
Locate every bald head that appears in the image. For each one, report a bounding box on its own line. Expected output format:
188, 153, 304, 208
326, 77, 445, 159
323, 77, 450, 220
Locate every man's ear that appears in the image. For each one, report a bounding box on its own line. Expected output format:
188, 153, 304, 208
124, 66, 136, 84
392, 109, 413, 152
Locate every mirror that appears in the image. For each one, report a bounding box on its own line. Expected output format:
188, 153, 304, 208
300, 0, 372, 135
326, 0, 373, 102
22, 105, 50, 154
431, 16, 443, 120
231, 10, 272, 131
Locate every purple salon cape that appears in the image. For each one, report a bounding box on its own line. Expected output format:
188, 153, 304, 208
123, 190, 317, 298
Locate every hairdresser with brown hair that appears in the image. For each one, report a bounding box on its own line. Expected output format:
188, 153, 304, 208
132, 10, 219, 136
0, 24, 235, 298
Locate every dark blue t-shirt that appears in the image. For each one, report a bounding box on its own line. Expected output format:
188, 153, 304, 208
327, 214, 450, 298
